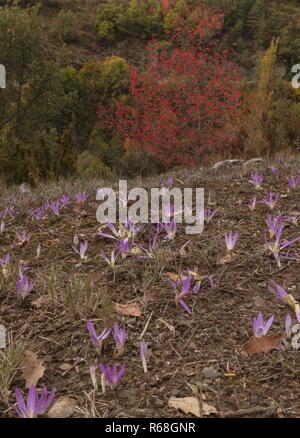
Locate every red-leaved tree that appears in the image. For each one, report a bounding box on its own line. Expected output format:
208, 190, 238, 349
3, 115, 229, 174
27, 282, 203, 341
98, 4, 242, 167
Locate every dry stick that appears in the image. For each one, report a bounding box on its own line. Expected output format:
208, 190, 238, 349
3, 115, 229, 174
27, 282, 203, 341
184, 324, 199, 350
220, 406, 274, 418
139, 311, 153, 340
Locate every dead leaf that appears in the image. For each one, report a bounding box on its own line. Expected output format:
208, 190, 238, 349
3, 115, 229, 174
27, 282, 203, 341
75, 199, 84, 208
168, 397, 217, 417
148, 290, 163, 301
202, 403, 218, 416
115, 302, 142, 317
59, 363, 72, 372
242, 335, 282, 355
218, 253, 234, 265
169, 397, 200, 416
47, 238, 60, 245
158, 318, 175, 333
47, 396, 76, 418
130, 246, 144, 255
22, 350, 45, 387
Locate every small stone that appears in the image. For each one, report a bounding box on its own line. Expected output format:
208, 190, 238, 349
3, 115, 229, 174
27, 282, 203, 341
202, 367, 219, 380
249, 395, 258, 404
240, 351, 248, 358
253, 296, 265, 306
243, 158, 264, 167
226, 338, 235, 345
153, 397, 164, 408
48, 396, 76, 418
262, 409, 275, 418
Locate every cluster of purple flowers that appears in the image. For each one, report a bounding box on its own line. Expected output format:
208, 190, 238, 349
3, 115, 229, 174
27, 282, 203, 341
14, 385, 56, 418
87, 321, 149, 390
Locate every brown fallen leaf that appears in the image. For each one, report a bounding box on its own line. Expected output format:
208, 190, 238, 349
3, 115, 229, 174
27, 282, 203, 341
148, 290, 163, 302
22, 350, 45, 387
59, 363, 72, 372
202, 403, 218, 416
168, 397, 218, 417
130, 246, 144, 255
242, 335, 282, 355
75, 199, 84, 208
218, 253, 234, 265
114, 302, 142, 317
47, 396, 76, 418
169, 397, 200, 417
47, 238, 60, 245
158, 318, 175, 333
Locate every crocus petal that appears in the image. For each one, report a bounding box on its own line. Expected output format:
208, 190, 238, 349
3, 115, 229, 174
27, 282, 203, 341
14, 388, 27, 417
179, 299, 192, 315
264, 315, 275, 334
27, 385, 37, 417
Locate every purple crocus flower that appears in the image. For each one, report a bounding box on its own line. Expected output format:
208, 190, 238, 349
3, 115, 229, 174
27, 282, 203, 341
281, 249, 300, 262
16, 274, 35, 300
160, 176, 174, 192
72, 241, 88, 261
98, 219, 142, 241
268, 281, 299, 314
203, 208, 219, 223
161, 217, 177, 240
252, 312, 274, 337
124, 218, 143, 239
288, 176, 300, 189
31, 207, 46, 220
16, 230, 31, 245
136, 226, 160, 259
172, 276, 192, 314
75, 192, 88, 204
259, 193, 280, 210
60, 195, 70, 208
285, 314, 292, 338
45, 200, 61, 216
112, 323, 126, 355
0, 253, 11, 277
140, 339, 148, 373
264, 227, 300, 267
248, 197, 257, 211
97, 221, 119, 240
115, 238, 131, 259
224, 231, 239, 251
0, 253, 11, 268
86, 320, 110, 348
266, 215, 285, 238
268, 280, 289, 301
100, 250, 118, 268
14, 385, 56, 418
99, 363, 125, 388
250, 173, 263, 188
0, 206, 14, 219
270, 166, 278, 172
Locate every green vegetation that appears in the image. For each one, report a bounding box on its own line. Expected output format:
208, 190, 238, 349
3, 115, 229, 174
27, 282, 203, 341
0, 1, 299, 185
